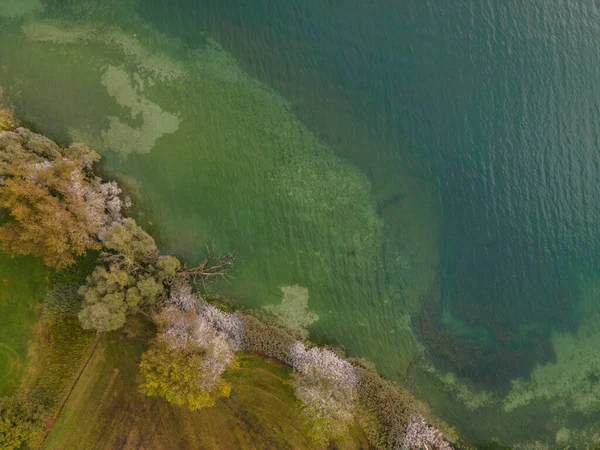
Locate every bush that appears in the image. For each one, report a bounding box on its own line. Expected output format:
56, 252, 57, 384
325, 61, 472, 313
198, 301, 243, 349
350, 360, 455, 450
42, 283, 82, 325
0, 392, 47, 450
236, 313, 296, 365
400, 415, 453, 450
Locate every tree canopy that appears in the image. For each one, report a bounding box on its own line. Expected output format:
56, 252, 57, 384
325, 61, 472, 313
0, 128, 126, 269
139, 306, 237, 410
0, 393, 46, 450
0, 159, 102, 268
78, 219, 180, 332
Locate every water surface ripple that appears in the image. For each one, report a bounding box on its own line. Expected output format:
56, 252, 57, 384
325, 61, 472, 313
2, 0, 600, 446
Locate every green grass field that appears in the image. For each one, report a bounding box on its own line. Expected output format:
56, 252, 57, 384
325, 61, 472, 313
0, 251, 48, 396
43, 317, 370, 450
0, 249, 370, 449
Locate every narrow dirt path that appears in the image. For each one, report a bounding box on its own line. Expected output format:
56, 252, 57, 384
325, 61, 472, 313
38, 331, 104, 449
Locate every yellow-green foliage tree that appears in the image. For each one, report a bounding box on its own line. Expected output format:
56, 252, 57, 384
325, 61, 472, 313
0, 394, 46, 450
139, 342, 232, 410
139, 306, 237, 410
0, 159, 102, 268
0, 126, 125, 270
78, 219, 180, 332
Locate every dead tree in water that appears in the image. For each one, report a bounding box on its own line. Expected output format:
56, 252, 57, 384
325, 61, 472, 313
178, 246, 238, 290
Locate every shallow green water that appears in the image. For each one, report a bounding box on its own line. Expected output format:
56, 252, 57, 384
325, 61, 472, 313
2, 0, 600, 447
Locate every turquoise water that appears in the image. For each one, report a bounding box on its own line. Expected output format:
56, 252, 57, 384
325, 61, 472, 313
2, 0, 600, 446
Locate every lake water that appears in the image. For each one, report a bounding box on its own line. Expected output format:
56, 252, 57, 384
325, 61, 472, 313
2, 0, 600, 447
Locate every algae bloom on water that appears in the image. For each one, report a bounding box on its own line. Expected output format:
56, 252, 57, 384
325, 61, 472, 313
263, 285, 319, 335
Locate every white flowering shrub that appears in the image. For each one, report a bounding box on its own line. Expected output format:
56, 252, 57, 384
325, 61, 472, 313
62, 167, 128, 240
168, 278, 198, 312
400, 415, 453, 450
198, 302, 244, 349
290, 342, 358, 445
97, 180, 130, 226
166, 277, 243, 347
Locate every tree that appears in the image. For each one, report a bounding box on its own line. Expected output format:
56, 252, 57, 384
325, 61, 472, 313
290, 342, 358, 445
78, 219, 180, 331
0, 128, 99, 181
139, 341, 232, 410
0, 393, 47, 450
78, 218, 239, 333
139, 306, 237, 410
101, 217, 159, 265
0, 159, 103, 268
177, 246, 237, 290
0, 127, 128, 269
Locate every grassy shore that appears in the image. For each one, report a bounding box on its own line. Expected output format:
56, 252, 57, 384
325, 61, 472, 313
0, 251, 48, 396
0, 252, 369, 449
43, 317, 369, 450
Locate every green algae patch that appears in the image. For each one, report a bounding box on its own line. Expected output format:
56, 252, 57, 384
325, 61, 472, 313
263, 285, 318, 335
22, 20, 93, 44
44, 318, 369, 450
419, 362, 498, 412
93, 64, 180, 155
504, 276, 600, 415
100, 29, 185, 82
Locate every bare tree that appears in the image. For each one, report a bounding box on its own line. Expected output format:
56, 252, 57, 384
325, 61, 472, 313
177, 246, 238, 290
